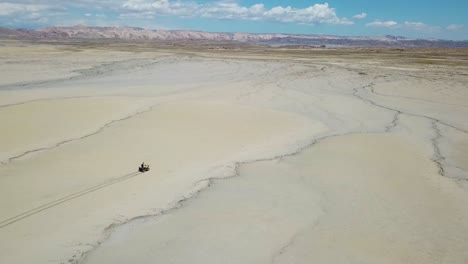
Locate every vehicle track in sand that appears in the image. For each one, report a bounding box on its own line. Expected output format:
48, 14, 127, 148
0, 171, 144, 229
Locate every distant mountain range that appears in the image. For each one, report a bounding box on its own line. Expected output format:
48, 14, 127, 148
1, 25, 467, 48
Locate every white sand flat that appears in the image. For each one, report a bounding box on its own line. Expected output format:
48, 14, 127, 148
0, 43, 467, 264
83, 133, 468, 264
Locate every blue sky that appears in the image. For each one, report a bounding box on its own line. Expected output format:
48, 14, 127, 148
0, 0, 467, 40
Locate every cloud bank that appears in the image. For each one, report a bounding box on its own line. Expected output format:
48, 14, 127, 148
0, 1, 354, 26
366, 20, 441, 32
121, 1, 353, 25
353, 13, 367, 19
447, 24, 464, 31
366, 20, 398, 28
0, 0, 464, 40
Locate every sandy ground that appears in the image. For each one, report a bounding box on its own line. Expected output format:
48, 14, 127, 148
0, 41, 467, 264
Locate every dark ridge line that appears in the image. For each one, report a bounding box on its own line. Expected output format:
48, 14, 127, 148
0, 95, 99, 109
271, 229, 307, 264
75, 124, 467, 263
0, 171, 142, 229
0, 78, 64, 91
371, 86, 468, 108
352, 83, 401, 133
270, 204, 327, 264
74, 128, 393, 264
73, 173, 218, 264
73, 78, 412, 261
431, 121, 447, 177
72, 83, 417, 263
69, 65, 465, 263
1, 104, 157, 166
353, 83, 468, 181
0, 94, 158, 109
388, 111, 401, 132
0, 57, 164, 91
367, 85, 468, 134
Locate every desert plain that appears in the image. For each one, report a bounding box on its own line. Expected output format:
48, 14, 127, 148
0, 40, 468, 264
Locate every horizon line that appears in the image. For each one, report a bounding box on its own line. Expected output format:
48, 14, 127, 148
1, 24, 467, 42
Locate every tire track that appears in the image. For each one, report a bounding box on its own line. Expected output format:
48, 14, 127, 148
0, 171, 143, 229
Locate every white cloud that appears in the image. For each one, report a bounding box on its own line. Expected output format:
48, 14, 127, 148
403, 21, 440, 32
0, 1, 353, 27
0, 2, 51, 17
0, 2, 60, 25
84, 13, 107, 18
122, 0, 200, 17
0, 1, 119, 11
447, 24, 464, 31
353, 13, 367, 19
120, 1, 353, 25
366, 20, 441, 33
0, 1, 118, 27
403, 21, 428, 30
366, 20, 398, 28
